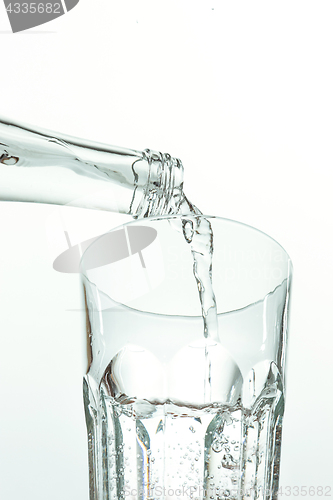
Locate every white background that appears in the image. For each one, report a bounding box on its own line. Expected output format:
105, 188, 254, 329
1, 2, 333, 499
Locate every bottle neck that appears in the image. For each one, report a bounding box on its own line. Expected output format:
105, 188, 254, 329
0, 117, 184, 216
135, 149, 184, 218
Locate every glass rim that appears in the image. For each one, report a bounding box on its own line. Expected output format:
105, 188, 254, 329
80, 214, 293, 274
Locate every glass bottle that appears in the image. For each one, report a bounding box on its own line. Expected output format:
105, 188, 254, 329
0, 116, 184, 217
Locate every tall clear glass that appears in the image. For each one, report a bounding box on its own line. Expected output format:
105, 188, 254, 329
80, 216, 292, 500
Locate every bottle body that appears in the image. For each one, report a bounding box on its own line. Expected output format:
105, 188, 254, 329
0, 117, 184, 217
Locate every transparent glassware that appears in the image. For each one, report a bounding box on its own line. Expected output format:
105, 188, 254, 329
0, 116, 184, 217
80, 215, 292, 500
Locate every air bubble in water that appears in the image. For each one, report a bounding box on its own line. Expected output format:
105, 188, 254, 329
221, 453, 238, 470
212, 439, 223, 453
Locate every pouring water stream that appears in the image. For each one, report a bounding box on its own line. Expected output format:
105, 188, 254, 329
0, 116, 218, 402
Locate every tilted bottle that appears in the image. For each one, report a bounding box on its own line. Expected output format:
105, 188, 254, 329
0, 116, 184, 217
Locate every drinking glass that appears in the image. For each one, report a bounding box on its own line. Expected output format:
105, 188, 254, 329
80, 216, 292, 500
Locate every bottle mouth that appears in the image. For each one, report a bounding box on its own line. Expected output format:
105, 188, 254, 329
134, 149, 184, 218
